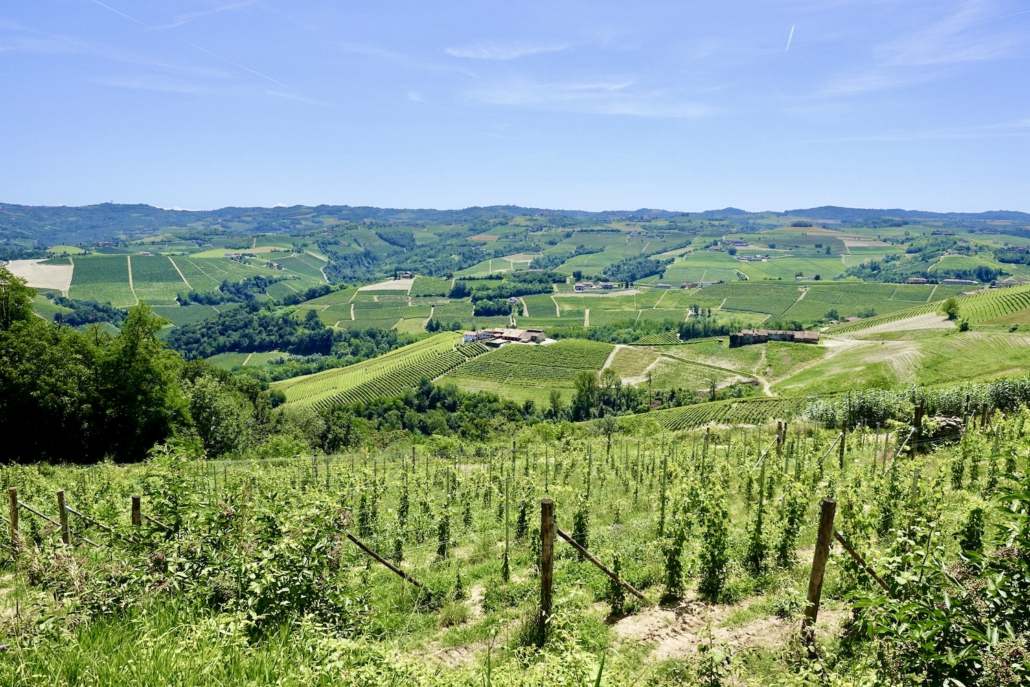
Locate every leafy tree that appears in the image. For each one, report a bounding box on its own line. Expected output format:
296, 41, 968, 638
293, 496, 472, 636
97, 305, 188, 462
0, 265, 34, 331
943, 297, 960, 320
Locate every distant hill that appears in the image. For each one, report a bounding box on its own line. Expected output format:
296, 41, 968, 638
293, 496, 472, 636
2, 201, 1027, 249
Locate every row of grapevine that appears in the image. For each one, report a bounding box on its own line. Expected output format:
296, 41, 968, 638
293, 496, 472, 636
312, 350, 473, 409
275, 333, 463, 405
646, 396, 805, 430
959, 285, 1030, 324
633, 331, 681, 345
486, 340, 613, 370
823, 302, 940, 334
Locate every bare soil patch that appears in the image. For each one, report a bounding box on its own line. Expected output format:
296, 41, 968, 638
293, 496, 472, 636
358, 278, 415, 292
4, 259, 73, 294
614, 596, 844, 660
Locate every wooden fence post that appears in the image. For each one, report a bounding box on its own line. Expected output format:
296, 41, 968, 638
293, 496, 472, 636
131, 496, 141, 528
913, 401, 924, 454
802, 498, 837, 635
539, 499, 555, 646
57, 490, 70, 546
838, 425, 847, 470
8, 487, 18, 558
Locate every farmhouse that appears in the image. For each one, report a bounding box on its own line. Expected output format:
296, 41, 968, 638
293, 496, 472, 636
943, 278, 979, 285
906, 277, 929, 284
462, 328, 546, 345
729, 329, 820, 347
574, 281, 616, 291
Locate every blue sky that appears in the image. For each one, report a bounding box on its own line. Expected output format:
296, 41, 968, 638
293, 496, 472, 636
1, 0, 1028, 212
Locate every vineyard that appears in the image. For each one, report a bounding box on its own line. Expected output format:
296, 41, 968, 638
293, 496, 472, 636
823, 301, 941, 334
448, 340, 614, 389
484, 339, 614, 369
645, 396, 806, 430
274, 332, 473, 408
957, 284, 1030, 324
633, 331, 681, 345
5, 395, 1028, 684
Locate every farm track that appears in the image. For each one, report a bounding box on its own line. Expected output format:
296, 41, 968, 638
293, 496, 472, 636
601, 344, 624, 373
168, 257, 191, 289
551, 295, 560, 317
126, 256, 139, 305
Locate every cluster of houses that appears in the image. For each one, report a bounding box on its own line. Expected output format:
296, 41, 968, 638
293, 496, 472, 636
680, 281, 719, 288
729, 329, 820, 348
734, 254, 770, 262
462, 327, 547, 346
574, 282, 617, 291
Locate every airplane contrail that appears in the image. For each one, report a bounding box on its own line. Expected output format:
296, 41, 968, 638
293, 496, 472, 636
786, 25, 795, 53
85, 0, 289, 88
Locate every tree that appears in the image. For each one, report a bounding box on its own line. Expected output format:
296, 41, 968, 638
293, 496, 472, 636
187, 375, 254, 457
943, 297, 960, 320
571, 371, 599, 421
98, 305, 188, 462
0, 266, 34, 331
548, 389, 564, 420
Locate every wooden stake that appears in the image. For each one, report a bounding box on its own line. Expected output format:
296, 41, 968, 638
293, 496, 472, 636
834, 531, 890, 594
57, 490, 70, 545
131, 496, 141, 527
8, 487, 18, 558
802, 498, 837, 631
345, 531, 423, 587
556, 526, 647, 602
539, 499, 555, 645
838, 425, 847, 470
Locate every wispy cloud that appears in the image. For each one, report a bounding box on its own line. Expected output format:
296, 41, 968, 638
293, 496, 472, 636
151, 1, 258, 30
338, 42, 475, 76
467, 78, 717, 118
84, 0, 290, 87
92, 74, 216, 94
797, 118, 1030, 143
265, 90, 332, 106
444, 41, 568, 60
821, 0, 1028, 96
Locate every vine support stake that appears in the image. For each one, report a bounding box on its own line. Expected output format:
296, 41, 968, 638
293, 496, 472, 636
838, 425, 847, 470
57, 490, 70, 546
802, 498, 837, 639
539, 498, 555, 647
131, 496, 141, 528
8, 487, 18, 558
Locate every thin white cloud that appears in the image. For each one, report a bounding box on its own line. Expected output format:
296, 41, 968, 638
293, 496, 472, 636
821, 0, 1028, 96
468, 78, 717, 118
92, 74, 215, 95
83, 0, 290, 87
797, 118, 1030, 143
444, 41, 568, 60
265, 90, 332, 106
407, 91, 424, 102
151, 1, 259, 30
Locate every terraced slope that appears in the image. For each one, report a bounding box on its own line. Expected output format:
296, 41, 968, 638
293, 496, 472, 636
273, 332, 482, 409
